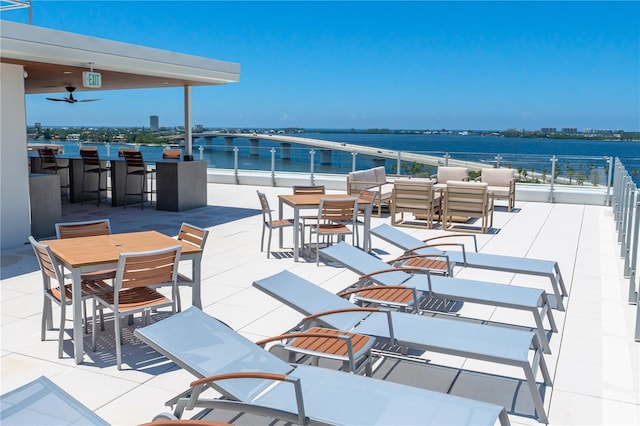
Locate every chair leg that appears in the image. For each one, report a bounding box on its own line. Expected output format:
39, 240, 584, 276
115, 313, 122, 370
260, 225, 266, 253
58, 304, 65, 358
92, 300, 97, 352
175, 286, 182, 312
266, 227, 273, 258
139, 173, 145, 210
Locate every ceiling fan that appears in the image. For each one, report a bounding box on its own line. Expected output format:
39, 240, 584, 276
46, 86, 100, 103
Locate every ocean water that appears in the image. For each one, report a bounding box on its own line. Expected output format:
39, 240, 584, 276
36, 133, 640, 184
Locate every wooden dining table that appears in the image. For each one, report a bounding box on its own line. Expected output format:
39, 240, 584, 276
278, 193, 372, 262
44, 230, 203, 364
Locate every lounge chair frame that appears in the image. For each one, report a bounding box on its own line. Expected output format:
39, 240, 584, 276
134, 307, 510, 426
253, 270, 552, 423
320, 242, 557, 354
370, 223, 568, 310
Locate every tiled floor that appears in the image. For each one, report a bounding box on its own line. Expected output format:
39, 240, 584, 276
1, 182, 638, 425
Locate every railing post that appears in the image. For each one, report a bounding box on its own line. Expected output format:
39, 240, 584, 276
606, 156, 613, 206
199, 145, 204, 160
106, 142, 111, 157
623, 183, 634, 275
351, 151, 357, 172
549, 155, 557, 203
270, 148, 276, 187
396, 151, 402, 177
444, 152, 450, 166
495, 153, 502, 168
233, 146, 239, 185
309, 149, 315, 186
628, 190, 639, 304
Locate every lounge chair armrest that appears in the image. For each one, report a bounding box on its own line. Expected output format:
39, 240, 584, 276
405, 242, 469, 264
301, 307, 380, 323
189, 372, 306, 425
422, 233, 479, 251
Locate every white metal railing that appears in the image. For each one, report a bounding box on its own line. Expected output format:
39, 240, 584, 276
612, 158, 640, 341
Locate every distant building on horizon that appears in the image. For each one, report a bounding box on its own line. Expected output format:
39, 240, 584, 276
150, 115, 159, 131
540, 127, 557, 134
561, 128, 578, 134
194, 124, 204, 133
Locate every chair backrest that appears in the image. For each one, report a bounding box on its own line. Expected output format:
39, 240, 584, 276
118, 147, 137, 157
178, 222, 209, 249
480, 168, 515, 186
392, 179, 436, 213
55, 219, 111, 239
320, 242, 410, 287
79, 147, 101, 167
115, 246, 181, 291
436, 166, 468, 183
357, 189, 377, 214
163, 149, 182, 159
318, 198, 358, 223
45, 145, 63, 154
256, 190, 274, 224
293, 185, 325, 195
29, 236, 65, 297
122, 149, 145, 168
37, 147, 57, 166
444, 181, 490, 216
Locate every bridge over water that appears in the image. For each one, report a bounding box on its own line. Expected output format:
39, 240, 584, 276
165, 131, 490, 170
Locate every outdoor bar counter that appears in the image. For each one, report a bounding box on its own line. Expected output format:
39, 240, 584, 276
29, 152, 207, 212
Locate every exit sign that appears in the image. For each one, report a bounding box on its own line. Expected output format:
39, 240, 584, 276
82, 71, 102, 88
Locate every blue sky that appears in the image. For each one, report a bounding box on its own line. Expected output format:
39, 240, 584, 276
4, 1, 639, 130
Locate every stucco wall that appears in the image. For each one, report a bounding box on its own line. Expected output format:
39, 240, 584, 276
1, 63, 31, 249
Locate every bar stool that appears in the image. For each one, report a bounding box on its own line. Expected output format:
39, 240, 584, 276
37, 147, 70, 199
79, 147, 109, 206
122, 150, 155, 209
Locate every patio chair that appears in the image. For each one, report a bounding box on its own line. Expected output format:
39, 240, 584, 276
55, 219, 117, 297
391, 178, 441, 229
292, 185, 325, 244
29, 237, 111, 358
370, 223, 568, 310
0, 376, 109, 425
174, 222, 209, 311
442, 181, 494, 233
134, 307, 509, 426
253, 270, 552, 424
309, 197, 358, 265
92, 245, 182, 369
163, 148, 182, 159
478, 168, 516, 212
123, 150, 155, 210
319, 242, 557, 354
256, 190, 295, 258
79, 147, 109, 206
37, 147, 70, 199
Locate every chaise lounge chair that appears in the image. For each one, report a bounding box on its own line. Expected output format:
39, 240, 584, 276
370, 223, 568, 310
253, 270, 553, 424
320, 242, 557, 354
134, 306, 509, 426
0, 376, 109, 425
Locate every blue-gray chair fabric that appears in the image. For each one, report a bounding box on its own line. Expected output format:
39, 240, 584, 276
0, 376, 109, 425
253, 270, 552, 424
370, 223, 568, 310
134, 306, 508, 426
320, 241, 557, 354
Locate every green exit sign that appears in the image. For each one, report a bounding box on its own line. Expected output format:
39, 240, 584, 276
82, 71, 102, 88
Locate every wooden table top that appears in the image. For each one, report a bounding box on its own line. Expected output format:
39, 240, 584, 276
278, 193, 361, 207
45, 231, 201, 269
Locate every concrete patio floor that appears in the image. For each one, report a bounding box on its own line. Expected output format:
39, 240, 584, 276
1, 182, 638, 425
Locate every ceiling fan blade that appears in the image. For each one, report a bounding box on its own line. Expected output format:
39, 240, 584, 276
46, 97, 65, 101
78, 99, 101, 102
